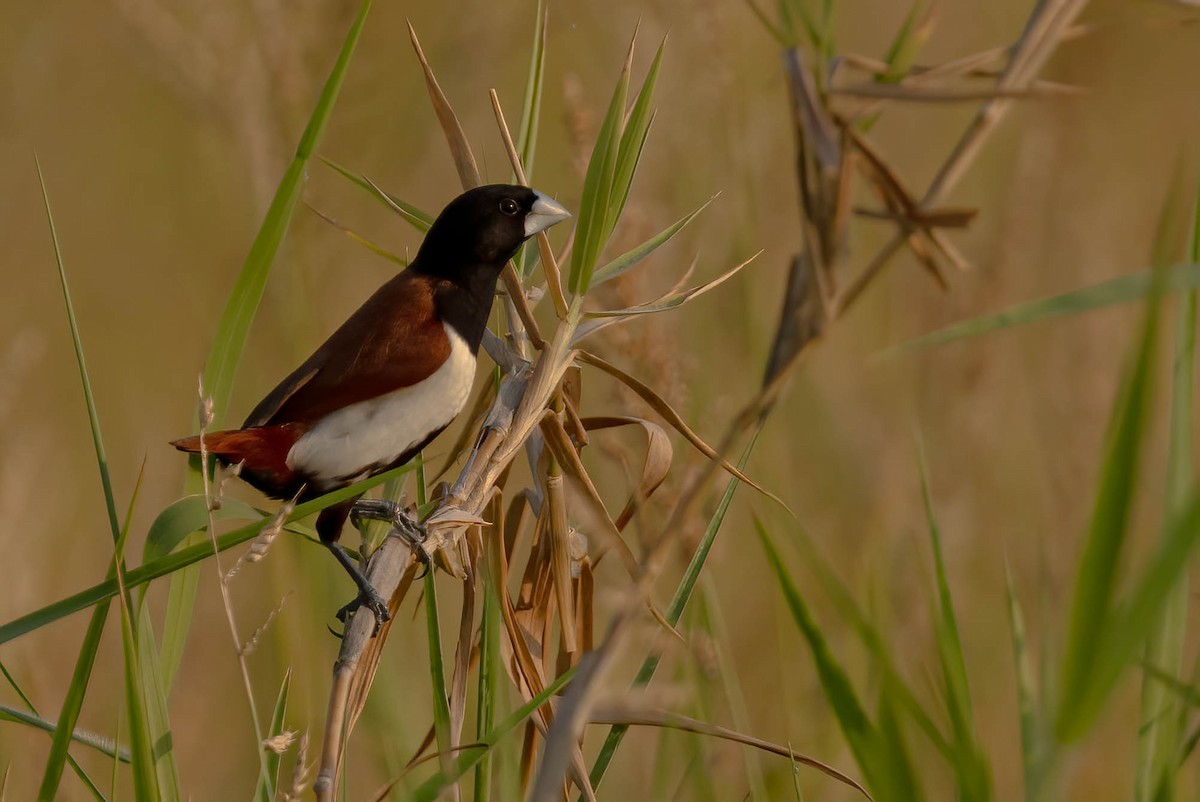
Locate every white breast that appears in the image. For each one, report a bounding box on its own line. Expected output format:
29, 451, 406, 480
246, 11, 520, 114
286, 324, 476, 487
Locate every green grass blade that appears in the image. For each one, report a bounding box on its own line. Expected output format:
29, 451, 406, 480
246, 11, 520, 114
1141, 179, 1200, 802
817, 0, 836, 61
699, 577, 768, 801
307, 203, 409, 267
117, 586, 159, 801
1004, 562, 1046, 796
255, 669, 292, 802
156, 564, 199, 694
917, 447, 991, 801
591, 196, 715, 286
423, 569, 456, 796
111, 470, 160, 801
1, 660, 117, 799
143, 495, 261, 564
135, 606, 180, 801
161, 0, 373, 693
201, 0, 373, 419
319, 156, 433, 232
0, 463, 417, 646
0, 705, 128, 765
515, 0, 548, 278
567, 39, 632, 295
37, 595, 114, 801
883, 263, 1200, 357
789, 524, 953, 760
34, 157, 126, 802
473, 551, 502, 802
777, 0, 819, 46
874, 687, 923, 801
879, 1, 930, 83
1080, 496, 1200, 736
516, 0, 547, 181
604, 39, 664, 244
588, 429, 759, 791
757, 518, 886, 793
35, 159, 120, 539
1056, 271, 1163, 742
121, 466, 175, 801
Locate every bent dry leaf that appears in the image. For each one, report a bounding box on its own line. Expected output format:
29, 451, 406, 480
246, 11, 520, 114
538, 413, 639, 577
589, 705, 868, 798
584, 251, 759, 318
408, 21, 481, 189
575, 349, 787, 511
580, 416, 672, 530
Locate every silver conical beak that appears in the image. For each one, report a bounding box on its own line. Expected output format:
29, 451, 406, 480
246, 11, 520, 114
524, 191, 572, 237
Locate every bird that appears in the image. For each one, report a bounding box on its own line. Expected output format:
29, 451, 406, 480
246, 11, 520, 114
172, 184, 571, 631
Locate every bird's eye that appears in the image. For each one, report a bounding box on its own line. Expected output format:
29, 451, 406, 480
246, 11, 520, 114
499, 198, 520, 216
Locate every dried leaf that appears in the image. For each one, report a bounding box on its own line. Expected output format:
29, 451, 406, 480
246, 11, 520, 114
589, 705, 869, 798
581, 416, 672, 531
575, 350, 789, 511
544, 470, 578, 653
407, 22, 480, 188
584, 252, 758, 318
539, 413, 640, 578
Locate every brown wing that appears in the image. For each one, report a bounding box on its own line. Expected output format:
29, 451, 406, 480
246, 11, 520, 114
245, 270, 452, 427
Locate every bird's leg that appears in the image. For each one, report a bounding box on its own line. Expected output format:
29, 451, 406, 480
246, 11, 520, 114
326, 542, 390, 636
349, 499, 432, 564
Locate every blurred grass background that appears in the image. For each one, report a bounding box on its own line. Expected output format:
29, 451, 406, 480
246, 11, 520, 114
1, 0, 1199, 799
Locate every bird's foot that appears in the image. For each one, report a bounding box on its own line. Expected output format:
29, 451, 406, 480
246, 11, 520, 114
325, 541, 392, 638
334, 586, 391, 637
349, 499, 432, 564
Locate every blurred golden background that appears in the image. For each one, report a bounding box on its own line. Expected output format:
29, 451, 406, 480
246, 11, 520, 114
2, 0, 1199, 799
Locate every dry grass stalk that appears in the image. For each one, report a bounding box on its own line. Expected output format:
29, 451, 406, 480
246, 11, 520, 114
764, 0, 1095, 391
195, 376, 271, 791
587, 704, 867, 795
240, 593, 290, 656
225, 490, 297, 582
282, 732, 312, 802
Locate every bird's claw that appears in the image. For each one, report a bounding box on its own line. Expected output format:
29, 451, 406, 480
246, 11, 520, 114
334, 587, 391, 637
350, 499, 433, 564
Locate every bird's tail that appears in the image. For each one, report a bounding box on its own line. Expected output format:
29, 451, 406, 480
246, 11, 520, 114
170, 425, 307, 498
